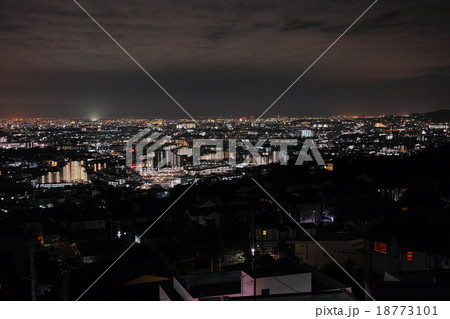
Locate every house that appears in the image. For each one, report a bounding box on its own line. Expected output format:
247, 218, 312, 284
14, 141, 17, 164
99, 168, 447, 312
298, 202, 323, 224
159, 264, 356, 301
70, 219, 106, 232
186, 208, 221, 227
75, 239, 126, 264
366, 236, 450, 274
369, 269, 450, 300
254, 224, 295, 257
288, 232, 365, 272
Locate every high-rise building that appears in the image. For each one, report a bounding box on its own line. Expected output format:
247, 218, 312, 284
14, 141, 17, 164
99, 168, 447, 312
40, 161, 88, 184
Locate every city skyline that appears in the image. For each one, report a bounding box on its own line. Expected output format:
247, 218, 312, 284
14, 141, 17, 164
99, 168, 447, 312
0, 109, 448, 121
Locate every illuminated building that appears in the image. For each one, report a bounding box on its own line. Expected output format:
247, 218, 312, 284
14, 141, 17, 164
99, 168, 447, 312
40, 161, 88, 184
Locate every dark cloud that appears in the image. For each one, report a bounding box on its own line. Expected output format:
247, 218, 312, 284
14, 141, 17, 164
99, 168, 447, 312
282, 19, 321, 31
0, 0, 449, 118
0, 25, 23, 32
430, 65, 450, 75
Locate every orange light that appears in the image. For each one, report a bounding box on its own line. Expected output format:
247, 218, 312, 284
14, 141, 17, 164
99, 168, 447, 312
374, 241, 387, 254
262, 230, 267, 236
407, 251, 413, 261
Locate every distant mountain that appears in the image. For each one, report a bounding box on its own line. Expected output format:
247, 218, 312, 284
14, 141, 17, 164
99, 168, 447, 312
412, 109, 450, 122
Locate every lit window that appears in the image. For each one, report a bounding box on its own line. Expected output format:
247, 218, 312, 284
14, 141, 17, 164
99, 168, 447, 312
374, 241, 387, 254
406, 251, 413, 262
262, 230, 267, 236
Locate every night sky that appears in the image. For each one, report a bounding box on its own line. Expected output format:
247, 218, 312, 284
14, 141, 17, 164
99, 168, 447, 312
0, 0, 449, 119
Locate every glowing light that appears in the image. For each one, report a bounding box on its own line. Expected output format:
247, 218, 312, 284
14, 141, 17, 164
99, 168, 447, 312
407, 251, 413, 261
374, 241, 387, 254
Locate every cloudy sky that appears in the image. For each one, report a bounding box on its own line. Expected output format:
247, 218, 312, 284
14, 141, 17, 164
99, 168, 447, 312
0, 0, 449, 118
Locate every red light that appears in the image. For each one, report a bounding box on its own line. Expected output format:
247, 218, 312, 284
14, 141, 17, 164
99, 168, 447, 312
407, 251, 413, 261
131, 148, 136, 153
131, 164, 136, 169
374, 241, 387, 254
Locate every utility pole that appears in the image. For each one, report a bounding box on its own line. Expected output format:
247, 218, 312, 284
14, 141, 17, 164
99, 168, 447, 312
369, 226, 373, 301
29, 244, 36, 301
253, 270, 256, 300
61, 261, 71, 301
251, 203, 256, 300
